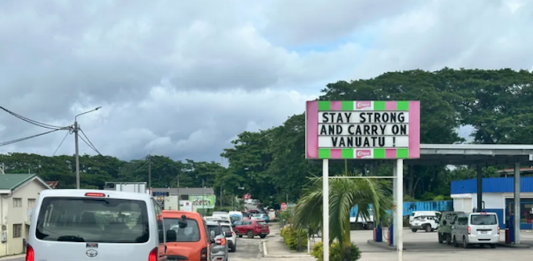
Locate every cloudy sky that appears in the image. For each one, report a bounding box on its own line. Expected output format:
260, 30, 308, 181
0, 0, 532, 162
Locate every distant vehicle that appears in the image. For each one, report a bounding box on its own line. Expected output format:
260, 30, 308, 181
409, 211, 441, 223
451, 212, 500, 248
233, 220, 270, 239
438, 211, 464, 244
229, 211, 243, 224
251, 213, 269, 222
205, 221, 229, 260
28, 189, 166, 261
205, 216, 231, 225
163, 210, 210, 261
104, 182, 149, 194
410, 215, 439, 232
219, 222, 237, 252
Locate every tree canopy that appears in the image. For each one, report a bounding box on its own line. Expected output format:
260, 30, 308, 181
2, 68, 532, 207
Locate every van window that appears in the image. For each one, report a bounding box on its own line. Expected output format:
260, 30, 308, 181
457, 217, 468, 225
164, 218, 200, 242
207, 225, 222, 237
220, 226, 232, 234
470, 214, 497, 225
36, 197, 149, 243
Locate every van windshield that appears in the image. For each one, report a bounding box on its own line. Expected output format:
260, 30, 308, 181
36, 197, 149, 243
470, 214, 497, 225
163, 218, 200, 242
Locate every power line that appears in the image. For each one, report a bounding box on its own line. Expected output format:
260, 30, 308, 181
0, 106, 65, 130
0, 129, 63, 147
78, 128, 101, 155
53, 130, 72, 156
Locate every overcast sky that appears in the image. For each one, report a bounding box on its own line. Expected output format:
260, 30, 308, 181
0, 0, 531, 162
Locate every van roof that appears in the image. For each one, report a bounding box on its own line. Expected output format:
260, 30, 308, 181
39, 189, 152, 201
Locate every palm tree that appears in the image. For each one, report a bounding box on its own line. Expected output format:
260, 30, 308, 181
291, 165, 393, 261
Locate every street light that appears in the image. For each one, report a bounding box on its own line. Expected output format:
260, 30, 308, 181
74, 106, 102, 189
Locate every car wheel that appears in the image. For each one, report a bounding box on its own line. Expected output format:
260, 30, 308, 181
462, 236, 468, 248
446, 234, 452, 245
438, 233, 443, 243
490, 244, 496, 249
238, 235, 243, 238
453, 236, 458, 247
260, 234, 267, 239
247, 230, 254, 238
411, 229, 417, 232
425, 225, 431, 232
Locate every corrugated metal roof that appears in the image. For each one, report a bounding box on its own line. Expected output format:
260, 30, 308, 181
451, 177, 533, 194
0, 174, 36, 190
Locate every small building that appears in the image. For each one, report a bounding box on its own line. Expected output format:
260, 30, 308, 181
0, 174, 51, 257
451, 177, 533, 230
151, 187, 216, 210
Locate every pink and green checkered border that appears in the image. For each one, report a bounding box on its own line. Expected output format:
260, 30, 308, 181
317, 148, 409, 159
305, 100, 420, 159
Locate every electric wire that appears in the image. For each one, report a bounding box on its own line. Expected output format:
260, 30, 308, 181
78, 129, 101, 155
0, 106, 65, 130
53, 130, 71, 156
0, 129, 62, 147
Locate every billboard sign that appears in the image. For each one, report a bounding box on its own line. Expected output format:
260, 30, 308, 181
305, 100, 420, 159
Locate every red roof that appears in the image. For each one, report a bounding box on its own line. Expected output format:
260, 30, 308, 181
46, 181, 59, 189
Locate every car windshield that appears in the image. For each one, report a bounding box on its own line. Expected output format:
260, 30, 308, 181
207, 225, 222, 236
36, 197, 149, 243
221, 226, 232, 233
470, 214, 497, 225
164, 218, 200, 242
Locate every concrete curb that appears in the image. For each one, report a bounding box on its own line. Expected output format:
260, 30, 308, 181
496, 242, 531, 248
0, 254, 25, 261
262, 240, 313, 258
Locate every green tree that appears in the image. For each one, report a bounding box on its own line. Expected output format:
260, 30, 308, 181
291, 173, 393, 261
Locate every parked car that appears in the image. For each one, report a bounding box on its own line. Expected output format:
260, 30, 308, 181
410, 215, 439, 232
451, 212, 500, 248
163, 210, 210, 261
251, 213, 270, 222
438, 211, 464, 244
233, 220, 270, 239
219, 222, 237, 252
206, 221, 229, 261
27, 190, 166, 261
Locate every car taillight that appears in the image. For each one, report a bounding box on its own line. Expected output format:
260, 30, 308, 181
467, 226, 471, 235
215, 238, 226, 245
148, 247, 157, 261
25, 244, 34, 261
497, 226, 500, 234
200, 247, 208, 261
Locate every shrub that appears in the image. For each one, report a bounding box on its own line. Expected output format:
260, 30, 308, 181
311, 241, 361, 261
280, 226, 307, 251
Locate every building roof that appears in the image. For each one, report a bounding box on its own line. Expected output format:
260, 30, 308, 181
407, 144, 533, 166
152, 187, 214, 195
451, 177, 533, 194
46, 181, 59, 188
0, 174, 45, 191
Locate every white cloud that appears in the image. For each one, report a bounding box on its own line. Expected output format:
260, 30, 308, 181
1, 0, 532, 161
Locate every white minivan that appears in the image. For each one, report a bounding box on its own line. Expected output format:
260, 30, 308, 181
451, 212, 500, 248
27, 189, 167, 261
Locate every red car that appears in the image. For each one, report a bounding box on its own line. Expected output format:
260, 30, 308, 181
233, 220, 270, 239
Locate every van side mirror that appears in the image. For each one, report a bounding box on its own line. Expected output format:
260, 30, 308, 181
166, 230, 177, 242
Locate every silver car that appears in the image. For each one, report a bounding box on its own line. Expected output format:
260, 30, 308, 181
206, 221, 229, 261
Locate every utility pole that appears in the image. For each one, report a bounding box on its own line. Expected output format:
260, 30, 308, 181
220, 186, 223, 208
74, 120, 80, 189
0, 163, 4, 174
74, 106, 101, 189
148, 156, 152, 190
177, 177, 180, 210
202, 179, 205, 216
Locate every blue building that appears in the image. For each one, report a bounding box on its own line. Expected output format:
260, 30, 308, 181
451, 177, 533, 230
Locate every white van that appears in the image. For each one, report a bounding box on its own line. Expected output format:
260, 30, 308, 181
409, 211, 441, 223
451, 212, 500, 248
27, 189, 167, 261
